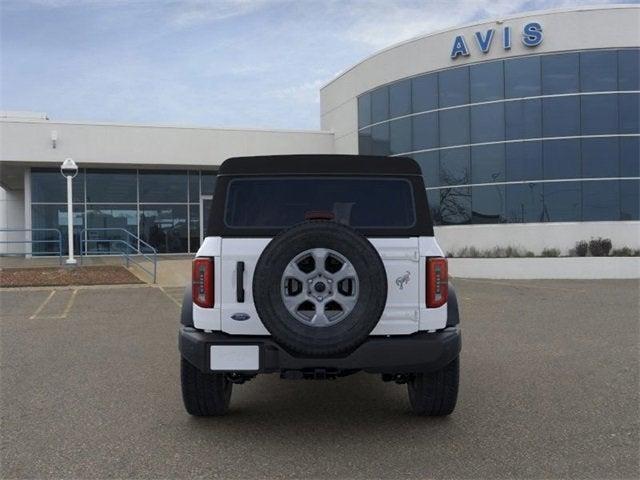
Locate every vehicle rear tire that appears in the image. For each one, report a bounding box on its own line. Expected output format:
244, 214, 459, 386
407, 357, 459, 416
181, 357, 232, 416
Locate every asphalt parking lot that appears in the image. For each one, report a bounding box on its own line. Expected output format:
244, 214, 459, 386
1, 279, 638, 479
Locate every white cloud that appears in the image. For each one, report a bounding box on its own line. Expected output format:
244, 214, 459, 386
168, 0, 280, 28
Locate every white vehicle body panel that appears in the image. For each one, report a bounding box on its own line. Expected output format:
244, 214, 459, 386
193, 235, 447, 335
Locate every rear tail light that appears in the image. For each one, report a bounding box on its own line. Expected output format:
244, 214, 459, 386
192, 258, 214, 308
426, 257, 448, 308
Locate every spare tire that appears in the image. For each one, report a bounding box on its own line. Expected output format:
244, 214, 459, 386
253, 220, 387, 357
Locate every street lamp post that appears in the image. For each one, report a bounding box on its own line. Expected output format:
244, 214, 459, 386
60, 158, 78, 265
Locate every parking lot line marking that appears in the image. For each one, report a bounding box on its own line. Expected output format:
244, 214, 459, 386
29, 290, 56, 319
158, 286, 181, 308
58, 289, 79, 319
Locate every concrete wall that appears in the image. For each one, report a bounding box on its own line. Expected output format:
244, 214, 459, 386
320, 5, 640, 151
0, 186, 25, 254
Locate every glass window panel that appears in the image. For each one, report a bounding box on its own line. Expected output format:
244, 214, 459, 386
202, 197, 213, 236
439, 108, 469, 147
505, 56, 541, 98
427, 189, 441, 226
470, 103, 504, 143
31, 168, 84, 203
506, 141, 543, 181
506, 183, 543, 223
541, 53, 579, 94
619, 93, 640, 134
371, 123, 390, 156
412, 74, 438, 113
358, 128, 373, 155
412, 151, 439, 188
188, 171, 200, 202
470, 61, 504, 102
618, 49, 640, 91
472, 144, 505, 184
582, 138, 619, 178
621, 137, 640, 177
31, 204, 84, 255
139, 205, 188, 253
189, 204, 200, 252
440, 148, 470, 186
543, 182, 581, 222
543, 139, 580, 180
201, 171, 217, 196
439, 187, 471, 225
85, 205, 138, 254
389, 79, 411, 117
358, 93, 371, 128
581, 94, 618, 135
620, 179, 640, 220
371, 87, 389, 123
412, 112, 439, 151
472, 185, 505, 224
542, 96, 580, 137
505, 98, 542, 140
140, 170, 187, 203
583, 180, 620, 221
389, 118, 412, 155
439, 67, 469, 108
85, 169, 136, 203
580, 51, 617, 92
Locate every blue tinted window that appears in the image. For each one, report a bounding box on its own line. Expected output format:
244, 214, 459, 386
619, 93, 640, 134
619, 49, 640, 91
580, 51, 617, 92
389, 118, 412, 155
542, 96, 580, 137
543, 182, 581, 222
371, 123, 390, 156
140, 206, 188, 253
31, 168, 84, 203
621, 137, 640, 177
472, 144, 505, 183
412, 74, 438, 112
439, 187, 471, 225
620, 179, 640, 220
371, 87, 389, 123
542, 53, 579, 94
472, 185, 505, 224
86, 169, 136, 203
582, 138, 619, 178
543, 139, 580, 180
505, 99, 542, 140
439, 108, 469, 147
440, 148, 470, 186
390, 79, 411, 117
413, 152, 439, 188
583, 180, 620, 221
470, 61, 504, 102
427, 189, 441, 225
359, 128, 373, 155
32, 204, 84, 255
189, 171, 200, 202
581, 94, 618, 135
439, 67, 469, 107
470, 103, 504, 143
189, 204, 200, 252
506, 183, 543, 223
140, 170, 188, 203
86, 205, 138, 253
506, 142, 543, 181
505, 56, 541, 98
201, 172, 217, 196
412, 112, 439, 151
358, 94, 371, 128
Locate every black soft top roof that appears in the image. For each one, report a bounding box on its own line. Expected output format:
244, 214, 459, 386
218, 154, 421, 176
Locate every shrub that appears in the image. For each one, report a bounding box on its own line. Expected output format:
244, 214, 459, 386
541, 248, 561, 257
610, 247, 640, 257
588, 237, 612, 257
574, 241, 588, 257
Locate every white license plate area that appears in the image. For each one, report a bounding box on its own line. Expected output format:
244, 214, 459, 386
210, 345, 259, 371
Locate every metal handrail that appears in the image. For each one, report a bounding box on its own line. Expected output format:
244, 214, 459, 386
0, 228, 63, 264
79, 228, 157, 283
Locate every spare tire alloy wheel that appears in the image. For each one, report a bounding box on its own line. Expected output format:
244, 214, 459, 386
253, 221, 387, 357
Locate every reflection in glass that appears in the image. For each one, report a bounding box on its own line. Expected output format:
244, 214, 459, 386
581, 94, 619, 135
472, 185, 505, 224
543, 182, 581, 222
412, 112, 438, 151
86, 205, 138, 254
390, 79, 411, 117
371, 123, 390, 156
358, 128, 373, 156
189, 171, 200, 203
472, 144, 505, 183
440, 148, 470, 186
470, 61, 504, 102
371, 87, 389, 123
580, 51, 617, 92
583, 180, 620, 221
412, 74, 438, 113
620, 179, 640, 221
439, 187, 471, 225
439, 67, 469, 108
427, 189, 441, 226
620, 137, 640, 177
31, 204, 84, 255
542, 96, 580, 137
189, 205, 200, 252
86, 169, 136, 203
358, 93, 371, 128
439, 108, 469, 147
412, 151, 439, 188
505, 99, 541, 140
506, 142, 543, 182
543, 139, 580, 180
582, 138, 619, 178
201, 171, 217, 196
140, 170, 188, 203
506, 183, 543, 223
542, 53, 579, 94
505, 56, 540, 98
618, 49, 640, 91
619, 93, 640, 134
389, 118, 411, 155
470, 103, 504, 143
139, 206, 188, 253
32, 169, 85, 203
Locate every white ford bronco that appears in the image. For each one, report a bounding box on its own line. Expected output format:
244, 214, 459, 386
179, 155, 461, 416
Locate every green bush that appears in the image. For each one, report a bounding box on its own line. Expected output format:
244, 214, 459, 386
588, 237, 612, 257
541, 248, 561, 257
574, 240, 589, 257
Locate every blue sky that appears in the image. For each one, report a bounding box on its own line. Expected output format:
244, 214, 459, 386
1, 0, 634, 129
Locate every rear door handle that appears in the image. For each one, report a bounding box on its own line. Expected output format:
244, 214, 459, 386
236, 261, 245, 303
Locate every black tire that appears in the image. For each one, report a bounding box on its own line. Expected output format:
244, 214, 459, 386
181, 358, 232, 416
407, 357, 459, 416
253, 220, 387, 357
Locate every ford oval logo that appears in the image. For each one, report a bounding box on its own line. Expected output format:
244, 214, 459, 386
231, 313, 251, 321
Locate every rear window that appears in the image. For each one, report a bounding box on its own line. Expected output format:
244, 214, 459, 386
224, 177, 416, 229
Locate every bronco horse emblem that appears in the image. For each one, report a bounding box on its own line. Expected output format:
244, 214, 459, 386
395, 271, 411, 290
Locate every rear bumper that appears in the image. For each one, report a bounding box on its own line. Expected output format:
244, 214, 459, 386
179, 326, 461, 375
